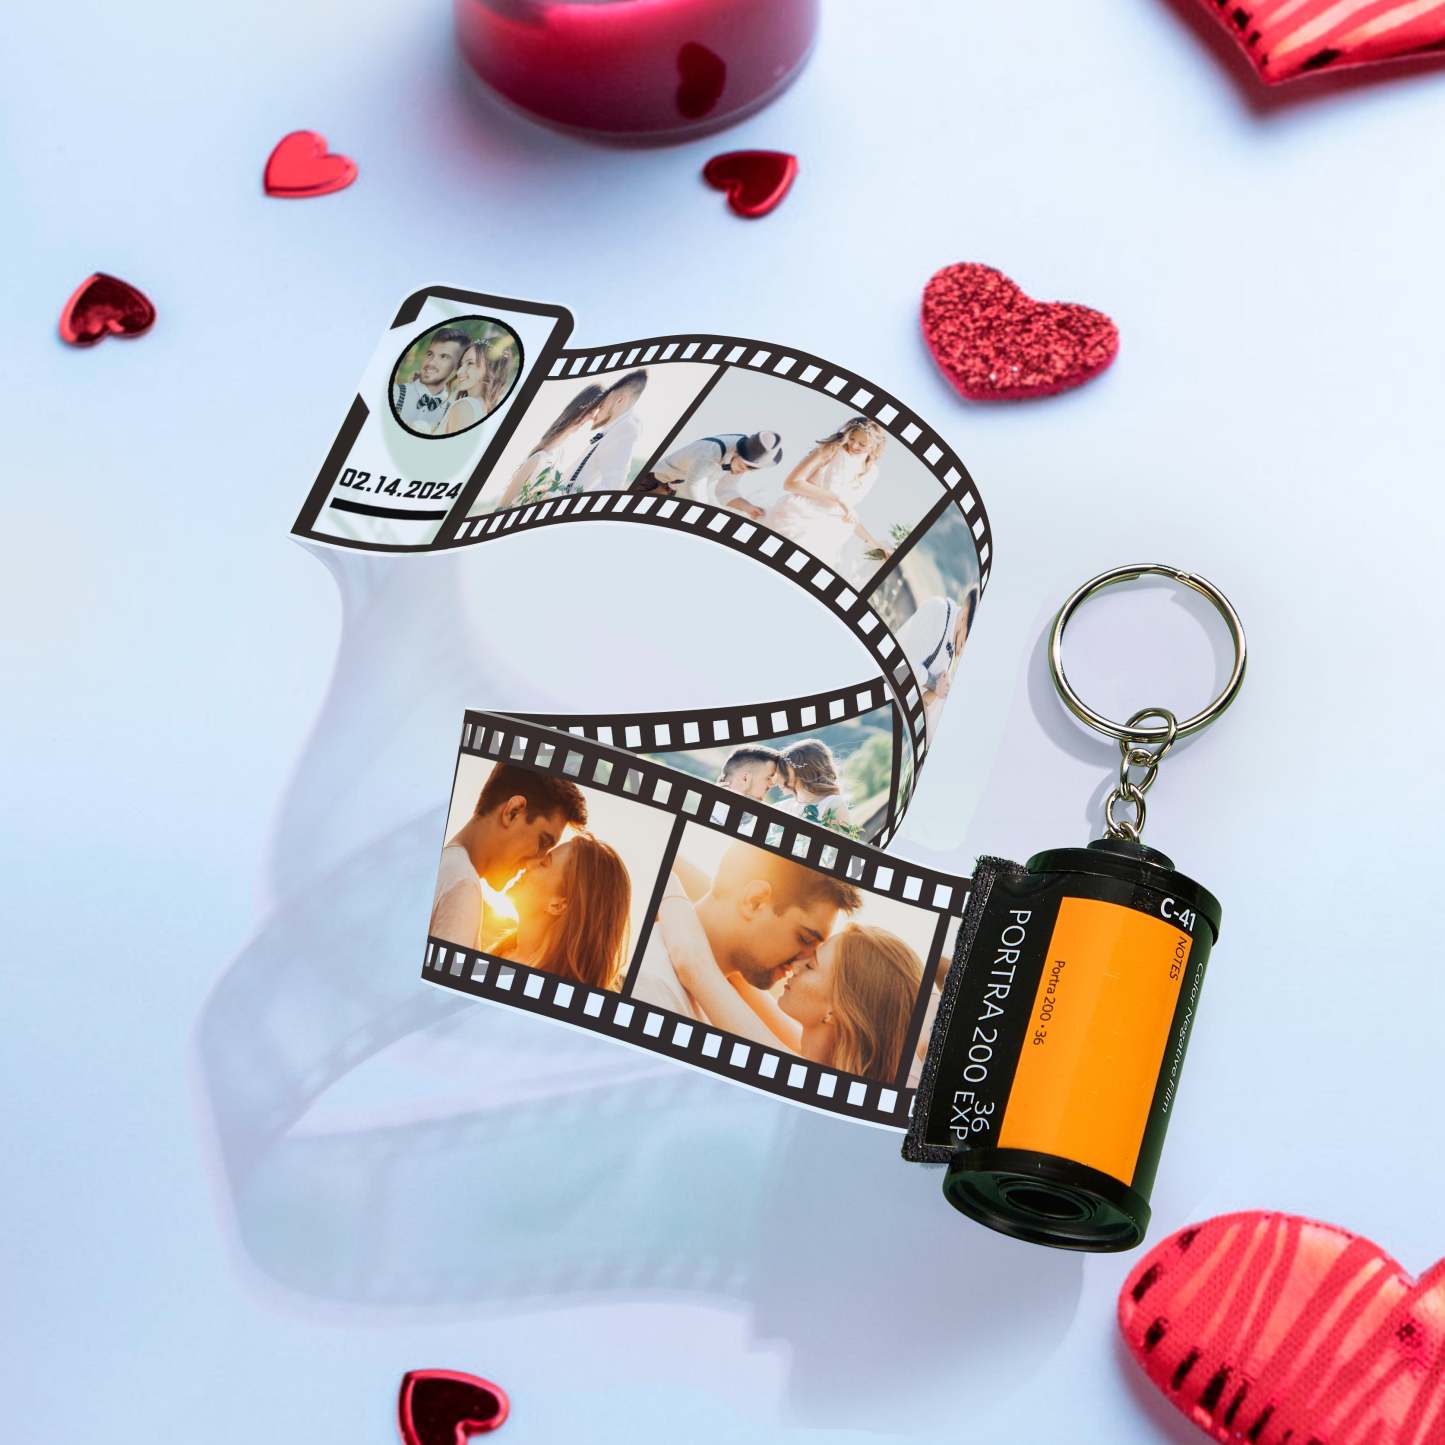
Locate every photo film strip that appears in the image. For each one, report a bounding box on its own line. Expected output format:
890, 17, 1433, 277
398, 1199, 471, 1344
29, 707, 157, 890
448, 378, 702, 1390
426, 712, 973, 1127
292, 285, 993, 1125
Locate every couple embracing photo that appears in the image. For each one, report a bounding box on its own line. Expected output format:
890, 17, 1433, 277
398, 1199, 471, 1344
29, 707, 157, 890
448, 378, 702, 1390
632, 836, 926, 1084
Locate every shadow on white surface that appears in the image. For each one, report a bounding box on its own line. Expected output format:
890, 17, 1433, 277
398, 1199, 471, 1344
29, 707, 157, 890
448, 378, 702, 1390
196, 543, 1083, 1433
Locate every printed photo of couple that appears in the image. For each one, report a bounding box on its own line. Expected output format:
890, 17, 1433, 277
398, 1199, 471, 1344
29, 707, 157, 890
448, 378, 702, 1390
472, 361, 715, 513
874, 503, 982, 741
634, 367, 949, 588
429, 758, 674, 992
631, 825, 937, 1085
389, 317, 524, 439
648, 707, 896, 842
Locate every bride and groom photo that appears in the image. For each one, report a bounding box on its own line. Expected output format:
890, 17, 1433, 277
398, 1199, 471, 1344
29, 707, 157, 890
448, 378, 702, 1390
429, 758, 674, 993
631, 825, 938, 1085
642, 365, 953, 588
649, 707, 898, 842
470, 359, 716, 513
389, 317, 524, 439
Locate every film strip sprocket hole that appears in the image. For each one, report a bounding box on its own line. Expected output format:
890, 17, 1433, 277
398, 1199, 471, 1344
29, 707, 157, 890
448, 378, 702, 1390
425, 712, 971, 1125
291, 287, 992, 1123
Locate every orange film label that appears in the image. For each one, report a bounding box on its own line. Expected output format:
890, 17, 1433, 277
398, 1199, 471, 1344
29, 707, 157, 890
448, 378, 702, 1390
996, 896, 1192, 1186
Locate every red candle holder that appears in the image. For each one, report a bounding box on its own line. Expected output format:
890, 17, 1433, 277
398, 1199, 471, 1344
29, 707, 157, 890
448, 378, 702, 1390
455, 0, 820, 143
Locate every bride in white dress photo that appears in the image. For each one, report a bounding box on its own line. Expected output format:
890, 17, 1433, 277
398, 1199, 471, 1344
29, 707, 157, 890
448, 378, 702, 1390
495, 384, 605, 508
761, 416, 893, 580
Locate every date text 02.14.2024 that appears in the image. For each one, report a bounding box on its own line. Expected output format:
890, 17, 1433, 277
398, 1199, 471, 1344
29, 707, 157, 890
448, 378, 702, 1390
337, 469, 462, 503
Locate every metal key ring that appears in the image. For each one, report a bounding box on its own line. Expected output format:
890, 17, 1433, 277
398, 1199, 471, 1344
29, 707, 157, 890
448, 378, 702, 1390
1048, 564, 1247, 744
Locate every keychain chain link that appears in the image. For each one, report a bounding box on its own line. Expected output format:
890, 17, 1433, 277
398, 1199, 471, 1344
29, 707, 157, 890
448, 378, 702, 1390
1102, 707, 1179, 841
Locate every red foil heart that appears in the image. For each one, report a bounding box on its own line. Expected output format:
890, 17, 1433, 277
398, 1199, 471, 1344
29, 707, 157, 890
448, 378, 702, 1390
398, 1370, 509, 1444
263, 130, 357, 198
1119, 1211, 1445, 1444
921, 263, 1118, 401
58, 273, 156, 347
702, 150, 797, 219
1197, 0, 1445, 83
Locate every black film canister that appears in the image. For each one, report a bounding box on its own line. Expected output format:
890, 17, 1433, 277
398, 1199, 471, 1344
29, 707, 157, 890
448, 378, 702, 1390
903, 838, 1221, 1252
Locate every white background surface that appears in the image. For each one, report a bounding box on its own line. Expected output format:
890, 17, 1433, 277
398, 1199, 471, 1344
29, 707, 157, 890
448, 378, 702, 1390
5, 1, 1445, 1441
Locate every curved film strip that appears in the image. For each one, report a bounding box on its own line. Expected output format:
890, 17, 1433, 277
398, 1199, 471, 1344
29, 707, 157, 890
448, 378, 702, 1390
290, 286, 993, 1123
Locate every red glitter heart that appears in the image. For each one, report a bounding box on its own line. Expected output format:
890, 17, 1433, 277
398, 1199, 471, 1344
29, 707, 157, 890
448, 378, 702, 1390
1196, 0, 1445, 84
58, 273, 156, 347
398, 1370, 509, 1445
677, 42, 727, 120
702, 150, 797, 219
921, 263, 1117, 401
1119, 1212, 1445, 1444
263, 130, 357, 199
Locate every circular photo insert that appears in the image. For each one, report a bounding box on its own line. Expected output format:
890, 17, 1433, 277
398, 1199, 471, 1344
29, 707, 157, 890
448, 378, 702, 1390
389, 316, 525, 439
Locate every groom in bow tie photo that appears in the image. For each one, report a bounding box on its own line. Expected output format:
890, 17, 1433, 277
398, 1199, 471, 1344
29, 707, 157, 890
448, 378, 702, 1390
393, 327, 470, 435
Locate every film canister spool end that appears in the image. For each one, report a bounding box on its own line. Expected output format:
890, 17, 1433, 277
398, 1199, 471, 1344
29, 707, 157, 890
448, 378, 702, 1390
904, 564, 1242, 1250
943, 1148, 1151, 1253
918, 837, 1222, 1254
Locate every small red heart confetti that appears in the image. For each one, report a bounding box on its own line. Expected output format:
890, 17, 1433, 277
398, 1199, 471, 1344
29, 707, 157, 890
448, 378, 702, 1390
921, 263, 1118, 401
1119, 1211, 1445, 1445
263, 130, 357, 199
703, 150, 797, 219
1195, 0, 1445, 84
677, 42, 727, 120
58, 273, 156, 347
398, 1370, 509, 1445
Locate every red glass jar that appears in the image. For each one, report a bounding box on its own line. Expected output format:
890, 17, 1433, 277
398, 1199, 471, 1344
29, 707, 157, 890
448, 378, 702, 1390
456, 0, 820, 143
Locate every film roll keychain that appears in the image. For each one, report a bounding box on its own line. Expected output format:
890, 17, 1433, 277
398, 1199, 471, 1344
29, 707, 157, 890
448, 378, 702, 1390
265, 291, 1252, 1297
905, 565, 1247, 1251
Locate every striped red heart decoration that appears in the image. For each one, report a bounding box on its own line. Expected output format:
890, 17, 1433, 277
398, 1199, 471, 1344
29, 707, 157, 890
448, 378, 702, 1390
1119, 1211, 1445, 1444
1200, 0, 1445, 83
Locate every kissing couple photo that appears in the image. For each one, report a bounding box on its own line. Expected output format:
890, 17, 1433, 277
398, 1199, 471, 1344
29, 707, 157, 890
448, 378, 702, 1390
428, 760, 674, 993
390, 318, 524, 439
632, 827, 933, 1084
